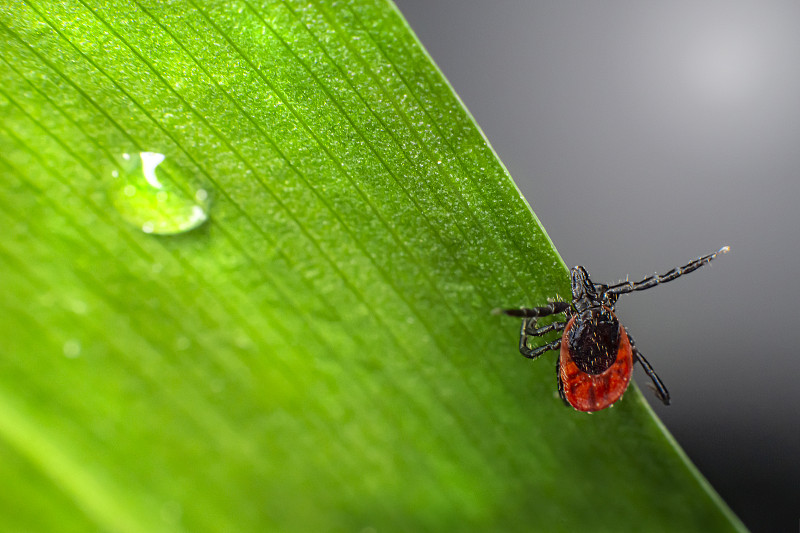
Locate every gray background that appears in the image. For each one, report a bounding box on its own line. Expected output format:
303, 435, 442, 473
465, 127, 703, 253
393, 1, 799, 531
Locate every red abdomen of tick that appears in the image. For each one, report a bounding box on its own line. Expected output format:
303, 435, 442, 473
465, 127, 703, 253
559, 315, 633, 412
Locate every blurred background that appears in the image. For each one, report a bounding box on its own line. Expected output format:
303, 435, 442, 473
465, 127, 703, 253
394, 1, 799, 531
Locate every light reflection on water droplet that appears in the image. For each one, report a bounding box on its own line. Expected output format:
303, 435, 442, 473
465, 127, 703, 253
110, 151, 210, 235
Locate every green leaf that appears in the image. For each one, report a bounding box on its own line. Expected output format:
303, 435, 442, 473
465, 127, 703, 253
0, 1, 746, 532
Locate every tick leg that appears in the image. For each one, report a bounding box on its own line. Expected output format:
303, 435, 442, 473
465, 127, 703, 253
520, 338, 561, 360
556, 356, 570, 407
519, 319, 562, 359
524, 320, 567, 337
499, 301, 570, 318
603, 246, 729, 300
627, 332, 670, 405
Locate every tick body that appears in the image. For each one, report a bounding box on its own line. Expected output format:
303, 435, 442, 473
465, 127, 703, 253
500, 246, 728, 412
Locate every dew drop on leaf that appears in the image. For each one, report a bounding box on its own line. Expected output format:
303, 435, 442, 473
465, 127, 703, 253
109, 151, 210, 235
62, 339, 81, 358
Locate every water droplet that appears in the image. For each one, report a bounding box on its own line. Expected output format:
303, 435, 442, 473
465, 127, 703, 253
160, 501, 182, 525
63, 339, 81, 358
175, 336, 191, 351
110, 152, 210, 235
70, 300, 88, 314
210, 378, 225, 394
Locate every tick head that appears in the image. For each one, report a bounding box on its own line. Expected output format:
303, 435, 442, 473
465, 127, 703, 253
570, 265, 598, 304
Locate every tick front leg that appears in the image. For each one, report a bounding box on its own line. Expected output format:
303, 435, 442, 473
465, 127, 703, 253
627, 332, 670, 405
500, 300, 570, 319
603, 246, 729, 300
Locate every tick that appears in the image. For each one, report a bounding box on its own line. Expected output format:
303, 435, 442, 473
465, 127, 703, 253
499, 246, 729, 412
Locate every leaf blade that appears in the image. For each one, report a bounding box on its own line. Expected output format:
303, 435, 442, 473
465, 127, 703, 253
0, 1, 746, 531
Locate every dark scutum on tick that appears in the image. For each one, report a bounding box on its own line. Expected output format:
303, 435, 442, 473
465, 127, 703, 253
498, 246, 729, 412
